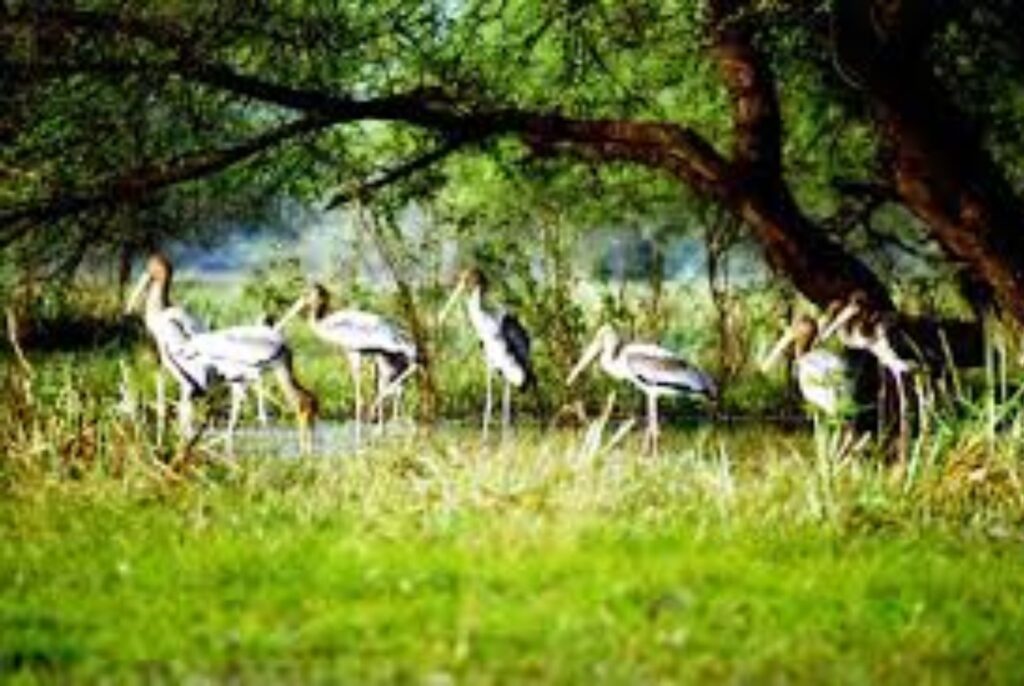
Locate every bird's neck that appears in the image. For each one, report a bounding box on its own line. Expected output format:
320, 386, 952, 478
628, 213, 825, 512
602, 339, 624, 373
467, 286, 486, 316
794, 337, 814, 358
146, 278, 170, 316
309, 300, 328, 323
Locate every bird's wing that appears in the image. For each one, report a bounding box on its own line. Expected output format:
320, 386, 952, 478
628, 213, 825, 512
798, 350, 851, 392
499, 311, 533, 378
624, 344, 715, 395
187, 325, 286, 370
318, 310, 413, 355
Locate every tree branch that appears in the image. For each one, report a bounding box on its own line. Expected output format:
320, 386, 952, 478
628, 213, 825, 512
324, 136, 471, 209
0, 116, 332, 238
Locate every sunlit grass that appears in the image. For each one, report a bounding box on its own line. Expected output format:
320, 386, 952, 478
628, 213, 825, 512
3, 288, 1024, 681
3, 406, 1024, 682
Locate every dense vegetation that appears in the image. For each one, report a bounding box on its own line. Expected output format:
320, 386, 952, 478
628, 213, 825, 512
4, 0, 1024, 681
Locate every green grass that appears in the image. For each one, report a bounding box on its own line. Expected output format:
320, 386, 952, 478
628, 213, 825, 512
2, 427, 1024, 683
4, 281, 1024, 682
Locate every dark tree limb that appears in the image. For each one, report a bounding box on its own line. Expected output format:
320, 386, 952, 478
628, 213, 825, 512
8, 4, 894, 311
0, 116, 333, 239
834, 0, 1024, 323
324, 136, 471, 209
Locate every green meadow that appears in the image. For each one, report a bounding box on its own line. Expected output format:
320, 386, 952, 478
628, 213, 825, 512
3, 416, 1024, 682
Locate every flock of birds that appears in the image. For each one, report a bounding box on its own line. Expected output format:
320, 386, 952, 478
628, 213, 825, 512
123, 253, 917, 456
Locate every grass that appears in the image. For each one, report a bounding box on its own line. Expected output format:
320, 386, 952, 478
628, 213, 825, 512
3, 281, 1024, 682
2, 424, 1024, 683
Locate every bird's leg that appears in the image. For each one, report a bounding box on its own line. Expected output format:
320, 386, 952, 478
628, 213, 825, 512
178, 384, 194, 441
392, 389, 402, 425
646, 393, 660, 457
501, 380, 512, 442
377, 368, 388, 437
155, 370, 166, 447
255, 379, 268, 427
895, 372, 908, 463
348, 352, 362, 450
483, 365, 494, 442
271, 361, 314, 456
914, 373, 930, 439
227, 383, 246, 456
877, 375, 887, 438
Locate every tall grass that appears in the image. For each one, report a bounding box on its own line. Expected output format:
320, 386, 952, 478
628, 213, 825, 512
4, 341, 1024, 680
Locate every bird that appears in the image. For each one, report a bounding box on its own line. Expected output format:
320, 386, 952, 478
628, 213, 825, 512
566, 324, 716, 455
275, 283, 420, 446
819, 290, 921, 452
125, 253, 210, 442
761, 314, 855, 421
820, 292, 914, 378
125, 255, 273, 438
438, 268, 535, 441
125, 254, 317, 453
178, 325, 318, 454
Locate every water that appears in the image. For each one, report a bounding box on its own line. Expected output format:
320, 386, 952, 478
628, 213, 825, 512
203, 415, 810, 460
213, 419, 420, 458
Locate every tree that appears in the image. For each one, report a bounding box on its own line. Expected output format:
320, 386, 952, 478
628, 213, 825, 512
2, 0, 1023, 336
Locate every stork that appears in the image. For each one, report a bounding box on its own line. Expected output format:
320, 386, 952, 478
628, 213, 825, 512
276, 283, 420, 446
438, 268, 535, 440
126, 255, 317, 453
125, 255, 270, 439
566, 324, 716, 455
762, 314, 856, 422
125, 254, 206, 443
820, 291, 920, 454
820, 292, 914, 380
179, 325, 317, 454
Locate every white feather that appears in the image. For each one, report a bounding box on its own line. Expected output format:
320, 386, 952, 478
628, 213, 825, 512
796, 349, 851, 417
313, 309, 415, 357
182, 325, 287, 385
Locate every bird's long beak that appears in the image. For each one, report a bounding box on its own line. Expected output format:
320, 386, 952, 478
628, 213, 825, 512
567, 335, 603, 385
274, 294, 308, 332
760, 328, 796, 372
124, 272, 151, 315
437, 276, 467, 324
818, 301, 859, 344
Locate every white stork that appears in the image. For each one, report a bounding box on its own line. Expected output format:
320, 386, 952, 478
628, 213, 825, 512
438, 268, 535, 440
179, 325, 317, 454
761, 314, 854, 420
126, 255, 317, 453
820, 292, 914, 379
566, 324, 716, 454
276, 283, 420, 446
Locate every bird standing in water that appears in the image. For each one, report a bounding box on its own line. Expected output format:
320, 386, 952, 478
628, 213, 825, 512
126, 254, 317, 454
276, 283, 420, 447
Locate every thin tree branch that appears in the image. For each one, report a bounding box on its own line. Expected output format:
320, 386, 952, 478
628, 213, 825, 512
0, 115, 332, 237
325, 136, 470, 209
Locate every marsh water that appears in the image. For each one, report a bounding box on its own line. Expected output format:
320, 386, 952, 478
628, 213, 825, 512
201, 414, 814, 460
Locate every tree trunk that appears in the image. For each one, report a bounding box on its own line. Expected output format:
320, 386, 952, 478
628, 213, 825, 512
836, 0, 1024, 324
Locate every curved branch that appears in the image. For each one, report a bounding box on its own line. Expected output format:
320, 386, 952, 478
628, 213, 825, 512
0, 116, 332, 239
325, 136, 471, 209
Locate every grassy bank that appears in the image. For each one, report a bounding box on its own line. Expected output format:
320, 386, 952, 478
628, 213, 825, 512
3, 427, 1024, 683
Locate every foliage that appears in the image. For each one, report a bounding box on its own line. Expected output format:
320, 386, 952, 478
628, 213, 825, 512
5, 0, 1024, 310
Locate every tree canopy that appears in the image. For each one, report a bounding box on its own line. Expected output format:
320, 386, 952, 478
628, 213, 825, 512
4, 0, 1024, 323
